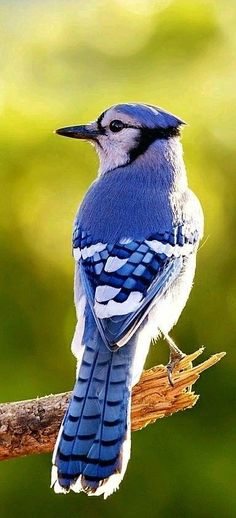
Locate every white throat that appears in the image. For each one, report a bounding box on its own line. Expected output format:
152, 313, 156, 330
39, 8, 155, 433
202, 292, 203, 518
95, 127, 141, 176
96, 143, 129, 176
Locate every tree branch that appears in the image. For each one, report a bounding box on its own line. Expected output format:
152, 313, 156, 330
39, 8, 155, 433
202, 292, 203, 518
0, 348, 225, 461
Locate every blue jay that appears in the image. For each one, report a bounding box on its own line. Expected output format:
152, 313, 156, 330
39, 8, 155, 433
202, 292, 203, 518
51, 103, 204, 498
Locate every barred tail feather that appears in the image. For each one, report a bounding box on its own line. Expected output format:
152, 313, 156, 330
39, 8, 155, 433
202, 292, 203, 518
51, 321, 136, 498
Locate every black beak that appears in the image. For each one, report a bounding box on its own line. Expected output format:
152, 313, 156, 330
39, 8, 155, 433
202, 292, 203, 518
55, 124, 100, 140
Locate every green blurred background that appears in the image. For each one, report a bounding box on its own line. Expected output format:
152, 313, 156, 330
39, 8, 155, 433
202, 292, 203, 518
0, 0, 235, 516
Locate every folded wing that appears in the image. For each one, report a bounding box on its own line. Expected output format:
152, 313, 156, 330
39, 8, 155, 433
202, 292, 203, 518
73, 226, 199, 351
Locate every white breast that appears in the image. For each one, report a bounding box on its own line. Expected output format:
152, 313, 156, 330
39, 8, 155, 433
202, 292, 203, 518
147, 253, 196, 339
129, 254, 197, 387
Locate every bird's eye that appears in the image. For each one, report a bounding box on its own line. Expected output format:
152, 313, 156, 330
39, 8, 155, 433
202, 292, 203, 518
109, 120, 125, 132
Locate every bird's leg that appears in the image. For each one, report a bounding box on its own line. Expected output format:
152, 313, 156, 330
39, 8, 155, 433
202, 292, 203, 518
163, 333, 186, 387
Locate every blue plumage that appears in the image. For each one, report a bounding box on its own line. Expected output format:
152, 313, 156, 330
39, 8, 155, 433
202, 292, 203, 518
55, 308, 134, 491
110, 103, 186, 129
79, 237, 183, 349
52, 102, 204, 498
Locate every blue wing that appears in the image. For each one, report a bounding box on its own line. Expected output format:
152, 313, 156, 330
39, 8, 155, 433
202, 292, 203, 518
73, 226, 199, 351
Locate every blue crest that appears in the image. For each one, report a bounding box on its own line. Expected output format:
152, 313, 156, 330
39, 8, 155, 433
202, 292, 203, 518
114, 102, 186, 128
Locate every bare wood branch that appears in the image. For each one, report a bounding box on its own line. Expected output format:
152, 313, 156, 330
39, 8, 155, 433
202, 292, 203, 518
0, 348, 225, 461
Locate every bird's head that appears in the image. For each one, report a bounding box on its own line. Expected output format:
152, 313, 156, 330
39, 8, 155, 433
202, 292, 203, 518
56, 103, 186, 175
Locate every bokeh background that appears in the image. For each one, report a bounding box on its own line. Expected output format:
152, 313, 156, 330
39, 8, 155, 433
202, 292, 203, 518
0, 0, 235, 516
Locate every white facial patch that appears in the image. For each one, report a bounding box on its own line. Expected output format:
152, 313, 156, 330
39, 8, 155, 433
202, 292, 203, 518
95, 107, 142, 175
96, 127, 140, 175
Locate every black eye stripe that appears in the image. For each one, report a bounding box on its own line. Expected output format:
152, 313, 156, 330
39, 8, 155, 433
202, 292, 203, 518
97, 115, 181, 142
108, 123, 180, 137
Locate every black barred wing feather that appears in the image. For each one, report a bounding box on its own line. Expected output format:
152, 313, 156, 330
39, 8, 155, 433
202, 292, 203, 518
73, 227, 199, 350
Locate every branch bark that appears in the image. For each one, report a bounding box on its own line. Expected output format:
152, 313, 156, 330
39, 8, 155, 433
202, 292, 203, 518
0, 348, 225, 461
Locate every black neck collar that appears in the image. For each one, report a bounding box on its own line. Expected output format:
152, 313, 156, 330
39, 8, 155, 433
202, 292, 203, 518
129, 125, 180, 163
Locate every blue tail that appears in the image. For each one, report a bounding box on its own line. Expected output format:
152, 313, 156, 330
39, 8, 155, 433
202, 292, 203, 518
53, 315, 135, 495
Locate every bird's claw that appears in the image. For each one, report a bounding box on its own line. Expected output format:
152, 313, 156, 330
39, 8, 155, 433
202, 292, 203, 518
166, 352, 186, 387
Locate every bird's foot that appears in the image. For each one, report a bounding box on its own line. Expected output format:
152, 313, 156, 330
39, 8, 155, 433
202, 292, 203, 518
166, 349, 186, 387
163, 332, 186, 387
